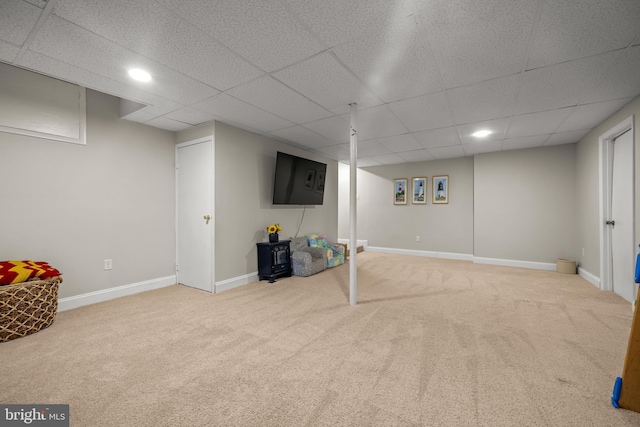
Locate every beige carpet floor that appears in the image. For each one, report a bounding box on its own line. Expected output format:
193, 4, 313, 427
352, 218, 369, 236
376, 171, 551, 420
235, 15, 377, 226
1, 252, 640, 426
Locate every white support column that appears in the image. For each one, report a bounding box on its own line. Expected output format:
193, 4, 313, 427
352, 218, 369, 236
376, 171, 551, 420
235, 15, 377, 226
349, 103, 358, 306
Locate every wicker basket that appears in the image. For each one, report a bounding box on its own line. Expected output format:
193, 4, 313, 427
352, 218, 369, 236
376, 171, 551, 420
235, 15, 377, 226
0, 276, 61, 342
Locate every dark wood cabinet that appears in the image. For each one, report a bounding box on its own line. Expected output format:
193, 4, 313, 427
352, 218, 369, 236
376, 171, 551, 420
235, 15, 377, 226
257, 240, 292, 283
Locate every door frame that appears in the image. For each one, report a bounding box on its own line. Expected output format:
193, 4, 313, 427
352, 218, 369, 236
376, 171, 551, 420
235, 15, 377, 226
599, 115, 634, 292
175, 135, 215, 293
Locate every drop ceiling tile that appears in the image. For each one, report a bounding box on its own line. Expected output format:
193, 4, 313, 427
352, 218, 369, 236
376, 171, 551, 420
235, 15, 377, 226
355, 104, 408, 139
157, 0, 324, 72
226, 76, 331, 124
375, 134, 422, 153
332, 14, 442, 103
0, 0, 42, 46
269, 126, 334, 149
428, 145, 466, 159
53, 0, 261, 91
457, 118, 508, 144
356, 157, 382, 168
330, 97, 384, 115
302, 116, 350, 144
418, 0, 537, 88
462, 140, 503, 156
17, 51, 184, 116
506, 108, 573, 138
312, 144, 350, 161
556, 98, 633, 133
388, 91, 453, 132
448, 74, 519, 124
145, 117, 193, 132
527, 0, 640, 70
24, 0, 47, 8
121, 109, 157, 123
514, 51, 618, 115
273, 53, 377, 110
367, 153, 406, 165
355, 139, 392, 157
0, 40, 20, 63
283, 0, 410, 47
581, 46, 640, 104
413, 126, 461, 149
545, 130, 590, 146
501, 135, 550, 151
397, 149, 436, 163
193, 94, 293, 132
163, 107, 216, 126
28, 16, 219, 105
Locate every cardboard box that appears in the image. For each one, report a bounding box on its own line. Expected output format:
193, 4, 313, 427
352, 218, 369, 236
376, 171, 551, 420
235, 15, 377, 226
557, 259, 576, 274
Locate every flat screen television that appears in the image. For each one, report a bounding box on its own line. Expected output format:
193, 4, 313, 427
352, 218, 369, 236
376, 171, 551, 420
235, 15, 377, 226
273, 152, 327, 205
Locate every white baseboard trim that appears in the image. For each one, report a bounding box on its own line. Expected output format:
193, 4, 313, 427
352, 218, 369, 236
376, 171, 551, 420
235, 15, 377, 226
473, 257, 556, 271
578, 267, 600, 288
215, 272, 259, 293
366, 246, 473, 261
58, 275, 176, 312
337, 238, 368, 250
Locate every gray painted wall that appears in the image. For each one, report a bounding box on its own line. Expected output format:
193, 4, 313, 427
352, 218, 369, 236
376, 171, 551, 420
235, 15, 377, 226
576, 96, 640, 277
0, 89, 177, 298
177, 122, 338, 282
338, 157, 474, 254
474, 144, 577, 263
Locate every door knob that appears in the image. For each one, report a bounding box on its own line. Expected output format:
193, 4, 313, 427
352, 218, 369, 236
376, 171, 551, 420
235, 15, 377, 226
204, 215, 211, 223
606, 220, 615, 228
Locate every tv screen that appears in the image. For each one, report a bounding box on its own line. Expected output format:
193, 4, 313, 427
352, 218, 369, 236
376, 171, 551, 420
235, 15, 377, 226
273, 152, 327, 205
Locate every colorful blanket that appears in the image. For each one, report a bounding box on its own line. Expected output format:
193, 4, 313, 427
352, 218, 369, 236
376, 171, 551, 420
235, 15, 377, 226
0, 260, 62, 285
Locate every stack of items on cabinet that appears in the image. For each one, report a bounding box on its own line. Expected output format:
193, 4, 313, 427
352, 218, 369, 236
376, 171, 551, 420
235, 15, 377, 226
290, 233, 345, 277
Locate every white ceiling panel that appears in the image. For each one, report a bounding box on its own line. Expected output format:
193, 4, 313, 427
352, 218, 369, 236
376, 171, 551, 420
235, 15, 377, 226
157, 0, 324, 72
24, 0, 47, 8
546, 130, 590, 146
330, 97, 383, 115
375, 134, 422, 153
302, 115, 350, 144
193, 94, 293, 132
457, 118, 509, 145
397, 149, 436, 163
0, 41, 20, 63
527, 0, 640, 70
355, 157, 382, 168
355, 139, 392, 157
269, 126, 333, 149
367, 153, 406, 165
506, 108, 573, 139
502, 135, 550, 151
312, 144, 350, 161
145, 116, 193, 132
580, 46, 640, 105
273, 53, 377, 109
428, 145, 466, 159
413, 127, 461, 149
162, 107, 216, 126
388, 91, 453, 132
53, 0, 261, 91
332, 14, 442, 103
462, 140, 503, 156
514, 51, 618, 115
354, 105, 408, 139
0, 0, 42, 46
418, 0, 537, 89
448, 74, 519, 125
28, 16, 219, 105
121, 109, 157, 123
556, 98, 633, 133
226, 76, 331, 124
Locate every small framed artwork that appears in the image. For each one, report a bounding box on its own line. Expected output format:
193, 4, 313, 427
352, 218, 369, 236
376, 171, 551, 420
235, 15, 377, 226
394, 178, 408, 205
432, 175, 449, 204
412, 177, 427, 204
304, 169, 316, 190
314, 171, 325, 193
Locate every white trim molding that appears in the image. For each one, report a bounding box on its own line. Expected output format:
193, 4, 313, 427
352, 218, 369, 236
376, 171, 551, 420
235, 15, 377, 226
578, 267, 600, 288
473, 257, 556, 271
215, 272, 259, 293
366, 246, 473, 261
58, 275, 176, 312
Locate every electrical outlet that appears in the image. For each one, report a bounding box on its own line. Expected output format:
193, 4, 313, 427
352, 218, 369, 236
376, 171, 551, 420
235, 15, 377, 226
416, 235, 421, 242
104, 259, 112, 270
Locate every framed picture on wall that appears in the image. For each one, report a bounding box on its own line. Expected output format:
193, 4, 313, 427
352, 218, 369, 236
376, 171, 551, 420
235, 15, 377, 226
432, 175, 449, 204
394, 178, 408, 205
412, 177, 427, 204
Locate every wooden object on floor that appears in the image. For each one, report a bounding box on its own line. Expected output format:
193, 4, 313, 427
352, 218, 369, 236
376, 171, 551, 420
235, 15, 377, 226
619, 297, 640, 413
341, 244, 364, 259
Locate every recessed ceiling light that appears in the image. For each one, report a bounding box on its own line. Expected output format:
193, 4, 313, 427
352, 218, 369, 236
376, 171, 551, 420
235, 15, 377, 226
472, 130, 492, 138
128, 68, 151, 82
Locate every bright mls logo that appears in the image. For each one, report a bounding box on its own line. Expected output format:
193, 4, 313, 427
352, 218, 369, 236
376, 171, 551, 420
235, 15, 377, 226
1, 405, 68, 426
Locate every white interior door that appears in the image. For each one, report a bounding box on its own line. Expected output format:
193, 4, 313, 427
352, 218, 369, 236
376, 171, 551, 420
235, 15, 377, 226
611, 129, 634, 302
176, 138, 214, 292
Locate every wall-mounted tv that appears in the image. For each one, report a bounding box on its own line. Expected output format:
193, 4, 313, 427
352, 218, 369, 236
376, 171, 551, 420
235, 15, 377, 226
273, 152, 327, 205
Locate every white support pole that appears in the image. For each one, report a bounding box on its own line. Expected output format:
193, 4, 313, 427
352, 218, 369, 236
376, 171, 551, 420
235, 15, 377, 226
349, 103, 358, 306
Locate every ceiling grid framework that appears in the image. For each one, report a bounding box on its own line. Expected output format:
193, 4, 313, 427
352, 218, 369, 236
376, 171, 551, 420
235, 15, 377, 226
1, 0, 640, 165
